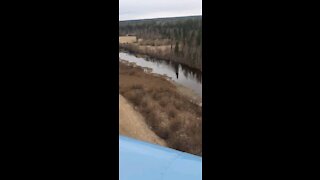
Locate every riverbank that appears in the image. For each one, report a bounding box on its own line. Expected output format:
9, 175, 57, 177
119, 43, 202, 72
120, 61, 202, 155
120, 58, 202, 105
119, 51, 202, 97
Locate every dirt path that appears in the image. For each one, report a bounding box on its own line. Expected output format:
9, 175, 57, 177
119, 94, 166, 147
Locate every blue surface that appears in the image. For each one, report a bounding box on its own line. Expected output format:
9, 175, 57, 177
119, 135, 202, 180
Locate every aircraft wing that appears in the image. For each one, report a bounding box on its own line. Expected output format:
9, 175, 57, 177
119, 135, 202, 180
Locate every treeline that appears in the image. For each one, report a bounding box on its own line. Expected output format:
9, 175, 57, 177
119, 16, 202, 70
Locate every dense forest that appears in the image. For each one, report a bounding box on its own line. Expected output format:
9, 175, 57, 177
119, 16, 202, 71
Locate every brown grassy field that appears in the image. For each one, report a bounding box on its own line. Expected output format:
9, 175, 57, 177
119, 36, 170, 52
119, 62, 202, 155
119, 36, 137, 44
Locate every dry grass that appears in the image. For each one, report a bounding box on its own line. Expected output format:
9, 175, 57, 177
139, 39, 171, 46
119, 36, 137, 44
119, 62, 202, 155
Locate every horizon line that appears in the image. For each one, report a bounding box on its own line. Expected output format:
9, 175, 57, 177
119, 14, 202, 22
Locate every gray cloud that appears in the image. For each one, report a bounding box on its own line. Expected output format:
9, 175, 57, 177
119, 0, 202, 21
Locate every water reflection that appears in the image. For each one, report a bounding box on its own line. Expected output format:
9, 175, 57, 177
174, 63, 179, 79
140, 54, 202, 84
119, 51, 202, 97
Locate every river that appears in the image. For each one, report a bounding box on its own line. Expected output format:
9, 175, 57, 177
119, 52, 202, 97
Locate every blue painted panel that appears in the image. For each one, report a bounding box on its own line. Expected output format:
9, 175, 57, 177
119, 135, 202, 180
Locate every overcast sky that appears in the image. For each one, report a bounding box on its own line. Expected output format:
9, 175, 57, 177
119, 0, 202, 21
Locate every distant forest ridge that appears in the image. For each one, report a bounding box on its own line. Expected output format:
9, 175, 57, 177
119, 15, 202, 23
119, 16, 202, 70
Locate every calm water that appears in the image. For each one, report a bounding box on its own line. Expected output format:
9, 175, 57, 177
119, 52, 202, 97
